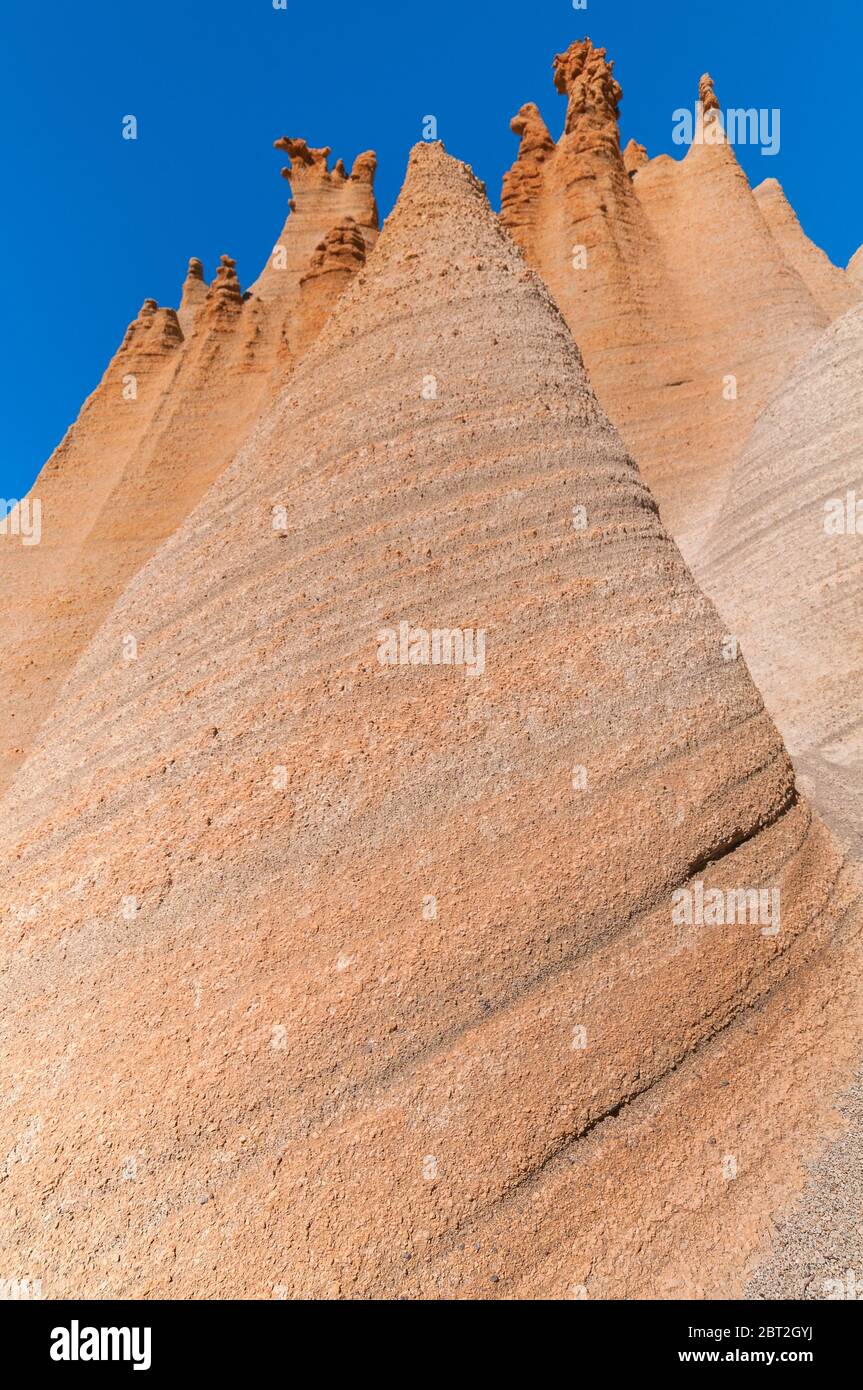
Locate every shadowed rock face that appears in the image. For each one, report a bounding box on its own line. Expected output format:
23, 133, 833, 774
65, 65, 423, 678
0, 137, 377, 795
2, 143, 861, 1300
501, 39, 856, 559
701, 300, 863, 859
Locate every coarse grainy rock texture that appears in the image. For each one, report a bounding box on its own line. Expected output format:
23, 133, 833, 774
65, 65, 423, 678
501, 39, 856, 559
746, 1070, 863, 1300
700, 299, 863, 863
2, 143, 862, 1300
0, 137, 377, 795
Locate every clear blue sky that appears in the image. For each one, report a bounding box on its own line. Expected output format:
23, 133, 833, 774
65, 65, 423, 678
2, 0, 860, 503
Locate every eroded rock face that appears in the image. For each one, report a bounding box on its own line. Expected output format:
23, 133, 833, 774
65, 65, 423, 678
2, 143, 861, 1300
700, 299, 863, 858
754, 179, 859, 322
283, 218, 369, 370
501, 38, 853, 559
0, 299, 183, 792
177, 257, 208, 335
0, 135, 378, 794
249, 138, 378, 304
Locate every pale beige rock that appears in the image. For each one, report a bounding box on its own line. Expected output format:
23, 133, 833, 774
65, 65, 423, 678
1, 144, 860, 1300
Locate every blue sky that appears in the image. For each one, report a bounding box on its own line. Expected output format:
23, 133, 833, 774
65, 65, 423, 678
2, 0, 860, 503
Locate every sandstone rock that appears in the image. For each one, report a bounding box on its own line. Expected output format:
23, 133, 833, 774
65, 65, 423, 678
623, 138, 648, 174
502, 39, 831, 559
0, 134, 378, 793
249, 138, 378, 304
754, 178, 859, 321
0, 298, 183, 793
2, 143, 860, 1299
177, 257, 208, 336
700, 299, 863, 857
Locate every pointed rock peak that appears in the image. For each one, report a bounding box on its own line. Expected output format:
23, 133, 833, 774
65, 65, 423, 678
121, 300, 182, 354
350, 150, 377, 183
203, 254, 244, 320
510, 102, 555, 160
212, 253, 239, 285
393, 141, 490, 227
553, 37, 622, 138
301, 217, 367, 283
752, 177, 795, 216
699, 72, 720, 113
180, 256, 207, 302
159, 307, 183, 344
346, 140, 536, 312
247, 135, 378, 302
691, 71, 728, 150
753, 177, 860, 319
623, 138, 648, 173
848, 244, 863, 282
178, 257, 208, 335
274, 136, 332, 182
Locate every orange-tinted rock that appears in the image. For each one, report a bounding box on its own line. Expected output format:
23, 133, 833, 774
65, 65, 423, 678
177, 256, 208, 335
502, 39, 832, 557
282, 217, 368, 371
754, 178, 859, 321
249, 138, 378, 305
0, 135, 378, 793
1, 144, 860, 1299
623, 137, 648, 173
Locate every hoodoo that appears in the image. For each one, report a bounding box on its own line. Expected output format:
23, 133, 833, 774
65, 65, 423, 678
1, 143, 861, 1298
501, 39, 851, 558
177, 257, 208, 335
0, 133, 378, 795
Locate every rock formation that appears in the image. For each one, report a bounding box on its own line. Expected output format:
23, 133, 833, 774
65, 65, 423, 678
0, 299, 183, 793
177, 257, 208, 335
848, 243, 863, 283
2, 143, 861, 1299
700, 299, 863, 858
0, 136, 378, 795
249, 139, 378, 305
753, 178, 859, 322
501, 39, 848, 558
